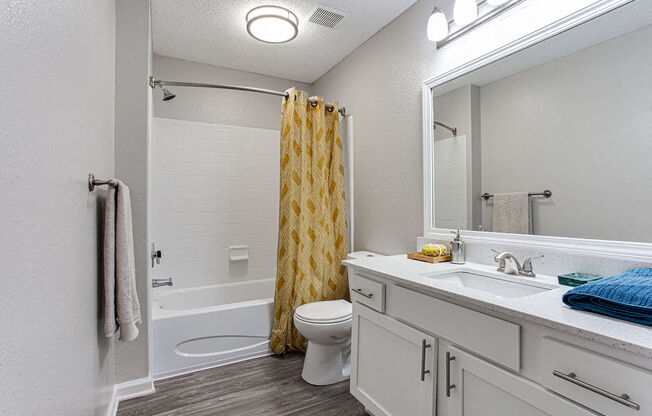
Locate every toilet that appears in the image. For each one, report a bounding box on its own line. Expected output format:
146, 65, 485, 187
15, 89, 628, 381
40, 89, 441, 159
294, 251, 382, 385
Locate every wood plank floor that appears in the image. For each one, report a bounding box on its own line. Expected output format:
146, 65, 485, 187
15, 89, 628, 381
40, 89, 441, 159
117, 354, 367, 416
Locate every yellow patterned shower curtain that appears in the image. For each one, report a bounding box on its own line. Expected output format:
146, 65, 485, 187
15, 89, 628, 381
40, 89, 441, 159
271, 88, 349, 355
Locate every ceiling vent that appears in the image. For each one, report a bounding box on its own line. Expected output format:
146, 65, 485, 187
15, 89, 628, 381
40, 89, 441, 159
308, 5, 346, 29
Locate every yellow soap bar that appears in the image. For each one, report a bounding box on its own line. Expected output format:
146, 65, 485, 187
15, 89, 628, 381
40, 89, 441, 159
422, 244, 448, 257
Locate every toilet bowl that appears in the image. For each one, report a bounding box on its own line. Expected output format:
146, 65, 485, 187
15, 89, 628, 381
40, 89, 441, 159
294, 299, 352, 385
294, 251, 383, 386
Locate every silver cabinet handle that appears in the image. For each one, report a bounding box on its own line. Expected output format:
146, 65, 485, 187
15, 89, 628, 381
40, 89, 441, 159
553, 370, 640, 411
420, 340, 431, 381
446, 351, 456, 397
352, 288, 373, 299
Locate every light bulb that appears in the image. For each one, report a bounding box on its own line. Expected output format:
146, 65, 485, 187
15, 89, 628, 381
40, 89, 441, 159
454, 0, 478, 26
487, 0, 509, 5
427, 8, 449, 42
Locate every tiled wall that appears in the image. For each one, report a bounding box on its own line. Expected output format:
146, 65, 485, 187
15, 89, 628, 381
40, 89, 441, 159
152, 117, 280, 288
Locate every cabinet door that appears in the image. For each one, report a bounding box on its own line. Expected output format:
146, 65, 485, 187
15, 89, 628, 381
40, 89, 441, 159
441, 346, 598, 416
351, 303, 436, 416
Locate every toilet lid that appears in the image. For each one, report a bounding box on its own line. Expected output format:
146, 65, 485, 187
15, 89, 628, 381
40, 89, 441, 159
294, 300, 352, 323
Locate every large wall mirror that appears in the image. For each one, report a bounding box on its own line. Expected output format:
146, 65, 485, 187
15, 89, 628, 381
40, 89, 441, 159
425, 0, 652, 246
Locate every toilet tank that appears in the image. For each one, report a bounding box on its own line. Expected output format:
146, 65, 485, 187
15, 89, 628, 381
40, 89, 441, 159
346, 251, 382, 260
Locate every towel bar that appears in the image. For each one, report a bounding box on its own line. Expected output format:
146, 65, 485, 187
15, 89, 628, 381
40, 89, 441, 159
481, 190, 552, 200
88, 173, 117, 191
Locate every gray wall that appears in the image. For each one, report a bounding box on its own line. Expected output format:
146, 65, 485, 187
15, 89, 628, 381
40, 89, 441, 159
311, 1, 433, 254
480, 23, 652, 242
153, 55, 311, 130
0, 0, 116, 415
114, 0, 152, 383
311, 0, 605, 254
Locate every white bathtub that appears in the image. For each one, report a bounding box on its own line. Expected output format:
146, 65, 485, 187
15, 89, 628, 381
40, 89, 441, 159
153, 278, 275, 379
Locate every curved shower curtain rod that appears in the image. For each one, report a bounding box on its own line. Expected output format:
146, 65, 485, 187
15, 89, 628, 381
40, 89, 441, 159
149, 77, 347, 117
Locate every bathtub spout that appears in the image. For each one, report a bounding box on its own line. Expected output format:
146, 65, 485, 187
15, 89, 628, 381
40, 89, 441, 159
152, 278, 173, 288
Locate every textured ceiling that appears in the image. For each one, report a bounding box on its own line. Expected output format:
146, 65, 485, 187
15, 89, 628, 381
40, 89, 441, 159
151, 0, 418, 83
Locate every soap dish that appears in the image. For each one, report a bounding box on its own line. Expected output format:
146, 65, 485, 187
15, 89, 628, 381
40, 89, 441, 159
558, 272, 603, 287
407, 252, 451, 264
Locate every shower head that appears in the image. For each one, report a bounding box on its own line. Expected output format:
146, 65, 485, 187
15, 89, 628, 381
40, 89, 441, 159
161, 86, 176, 101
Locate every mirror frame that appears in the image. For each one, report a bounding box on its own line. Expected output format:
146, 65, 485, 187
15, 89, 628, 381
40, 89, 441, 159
422, 0, 652, 262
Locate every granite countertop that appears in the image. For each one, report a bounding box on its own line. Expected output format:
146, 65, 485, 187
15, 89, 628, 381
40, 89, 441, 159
343, 255, 652, 358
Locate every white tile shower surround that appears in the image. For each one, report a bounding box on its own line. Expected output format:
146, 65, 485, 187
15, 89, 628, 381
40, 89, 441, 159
152, 117, 280, 288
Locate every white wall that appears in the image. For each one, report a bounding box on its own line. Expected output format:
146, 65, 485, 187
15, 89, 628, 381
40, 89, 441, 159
433, 86, 481, 230
152, 118, 280, 289
479, 23, 652, 242
312, 0, 603, 254
153, 55, 311, 130
114, 0, 152, 384
0, 0, 116, 415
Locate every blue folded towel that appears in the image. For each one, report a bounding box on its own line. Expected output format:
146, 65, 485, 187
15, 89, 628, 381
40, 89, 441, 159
562, 268, 652, 325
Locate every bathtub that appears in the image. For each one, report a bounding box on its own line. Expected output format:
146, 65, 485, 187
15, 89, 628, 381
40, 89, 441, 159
153, 278, 275, 379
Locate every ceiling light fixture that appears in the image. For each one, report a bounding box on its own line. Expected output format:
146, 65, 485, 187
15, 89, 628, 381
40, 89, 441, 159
246, 5, 299, 44
453, 0, 478, 26
427, 7, 449, 42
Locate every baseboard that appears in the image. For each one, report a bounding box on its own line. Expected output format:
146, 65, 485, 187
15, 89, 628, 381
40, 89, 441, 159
116, 376, 156, 402
105, 385, 119, 416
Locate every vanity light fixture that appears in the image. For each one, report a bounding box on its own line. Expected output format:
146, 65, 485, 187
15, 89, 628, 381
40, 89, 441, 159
429, 0, 527, 48
453, 0, 478, 25
246, 5, 299, 44
427, 7, 449, 41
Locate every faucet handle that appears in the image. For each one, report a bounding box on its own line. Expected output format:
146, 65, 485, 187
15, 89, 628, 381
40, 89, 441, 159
521, 255, 544, 276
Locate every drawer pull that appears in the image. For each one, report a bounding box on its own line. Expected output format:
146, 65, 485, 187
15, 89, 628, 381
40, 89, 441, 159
446, 351, 456, 397
352, 288, 373, 299
553, 370, 640, 411
420, 340, 431, 381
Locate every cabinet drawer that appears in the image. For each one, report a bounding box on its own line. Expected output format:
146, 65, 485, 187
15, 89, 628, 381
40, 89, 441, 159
389, 285, 520, 371
349, 272, 385, 313
539, 337, 651, 416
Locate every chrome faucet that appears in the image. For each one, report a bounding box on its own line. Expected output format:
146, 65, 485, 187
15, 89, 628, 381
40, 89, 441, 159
494, 252, 521, 274
492, 251, 543, 277
152, 278, 173, 288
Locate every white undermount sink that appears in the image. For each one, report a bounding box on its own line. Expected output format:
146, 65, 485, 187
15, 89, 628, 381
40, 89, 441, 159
420, 270, 557, 299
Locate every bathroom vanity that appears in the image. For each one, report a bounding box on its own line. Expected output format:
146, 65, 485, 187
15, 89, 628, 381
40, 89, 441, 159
344, 256, 652, 416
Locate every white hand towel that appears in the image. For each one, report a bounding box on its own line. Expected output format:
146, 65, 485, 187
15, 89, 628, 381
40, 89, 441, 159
103, 180, 141, 341
491, 192, 532, 235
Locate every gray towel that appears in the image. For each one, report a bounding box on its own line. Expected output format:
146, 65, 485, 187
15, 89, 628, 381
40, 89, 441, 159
491, 192, 532, 234
103, 180, 141, 341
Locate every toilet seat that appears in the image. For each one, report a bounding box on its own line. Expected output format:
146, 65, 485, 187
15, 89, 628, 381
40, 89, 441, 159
294, 300, 352, 324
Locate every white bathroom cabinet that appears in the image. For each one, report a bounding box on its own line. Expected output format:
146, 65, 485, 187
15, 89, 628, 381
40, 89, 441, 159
347, 269, 651, 416
351, 303, 435, 416
440, 343, 595, 416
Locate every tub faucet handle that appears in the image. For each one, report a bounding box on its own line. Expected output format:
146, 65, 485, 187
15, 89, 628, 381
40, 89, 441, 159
151, 244, 162, 268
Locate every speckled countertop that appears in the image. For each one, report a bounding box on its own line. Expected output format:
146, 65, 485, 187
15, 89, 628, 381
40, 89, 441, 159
343, 255, 652, 358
